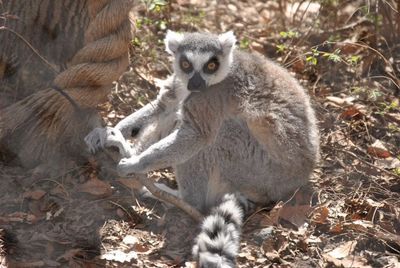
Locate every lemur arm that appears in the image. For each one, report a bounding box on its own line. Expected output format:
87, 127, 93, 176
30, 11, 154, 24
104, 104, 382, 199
117, 91, 224, 175
116, 77, 179, 138
85, 76, 179, 154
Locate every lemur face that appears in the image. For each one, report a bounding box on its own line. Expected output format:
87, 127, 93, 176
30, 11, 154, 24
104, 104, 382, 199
164, 31, 236, 92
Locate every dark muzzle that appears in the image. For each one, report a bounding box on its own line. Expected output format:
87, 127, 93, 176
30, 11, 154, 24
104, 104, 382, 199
188, 72, 206, 91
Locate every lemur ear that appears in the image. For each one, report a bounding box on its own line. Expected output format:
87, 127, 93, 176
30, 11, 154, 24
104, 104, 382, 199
165, 30, 184, 54
218, 31, 237, 54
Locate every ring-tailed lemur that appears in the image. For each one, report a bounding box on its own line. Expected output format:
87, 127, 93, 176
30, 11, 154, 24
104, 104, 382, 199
85, 30, 319, 267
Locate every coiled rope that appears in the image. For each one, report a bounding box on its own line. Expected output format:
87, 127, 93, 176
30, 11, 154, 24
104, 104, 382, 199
0, 0, 133, 167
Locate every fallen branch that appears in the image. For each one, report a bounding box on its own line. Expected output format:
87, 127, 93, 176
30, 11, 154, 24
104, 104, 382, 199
136, 173, 204, 222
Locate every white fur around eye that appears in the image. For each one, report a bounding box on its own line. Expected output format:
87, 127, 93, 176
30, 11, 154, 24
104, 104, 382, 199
165, 30, 184, 54
185, 51, 213, 71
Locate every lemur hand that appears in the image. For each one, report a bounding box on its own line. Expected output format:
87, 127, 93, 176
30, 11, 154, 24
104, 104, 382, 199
117, 156, 144, 176
85, 127, 133, 158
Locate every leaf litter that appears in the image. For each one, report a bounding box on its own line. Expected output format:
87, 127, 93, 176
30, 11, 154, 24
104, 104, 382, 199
1, 0, 400, 267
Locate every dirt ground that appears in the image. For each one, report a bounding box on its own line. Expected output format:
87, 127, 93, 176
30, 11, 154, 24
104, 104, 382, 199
1, 0, 400, 267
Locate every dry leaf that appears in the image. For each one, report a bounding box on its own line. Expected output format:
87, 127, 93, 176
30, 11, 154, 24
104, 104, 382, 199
116, 208, 126, 218
376, 157, 400, 169
0, 212, 37, 224
278, 204, 312, 228
365, 198, 384, 208
367, 147, 391, 158
264, 251, 280, 262
336, 41, 359, 54
324, 254, 371, 268
367, 140, 391, 158
261, 237, 276, 253
326, 96, 355, 106
385, 112, 400, 124
107, 111, 116, 119
297, 239, 309, 252
260, 202, 283, 226
311, 206, 329, 224
285, 1, 320, 17
340, 105, 364, 120
292, 59, 305, 73
323, 241, 371, 268
101, 250, 137, 263
348, 220, 373, 230
23, 190, 46, 200
346, 220, 400, 246
238, 251, 256, 261
56, 248, 85, 262
50, 185, 68, 197
117, 178, 142, 190
325, 240, 357, 259
306, 236, 322, 244
329, 223, 344, 234
184, 261, 197, 268
79, 178, 113, 197
177, 0, 204, 5
133, 243, 151, 254
122, 235, 138, 245
261, 231, 288, 257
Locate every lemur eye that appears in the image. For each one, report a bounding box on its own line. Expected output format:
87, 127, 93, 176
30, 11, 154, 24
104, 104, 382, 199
207, 62, 216, 70
182, 60, 190, 69
203, 57, 219, 74
180, 57, 193, 73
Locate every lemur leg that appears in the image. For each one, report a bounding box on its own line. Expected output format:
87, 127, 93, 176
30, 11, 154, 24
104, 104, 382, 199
174, 156, 215, 213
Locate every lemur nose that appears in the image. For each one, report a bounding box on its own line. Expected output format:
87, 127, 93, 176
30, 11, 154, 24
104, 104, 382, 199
188, 72, 206, 91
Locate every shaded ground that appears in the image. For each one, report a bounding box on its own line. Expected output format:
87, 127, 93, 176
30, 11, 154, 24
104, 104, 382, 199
1, 0, 400, 267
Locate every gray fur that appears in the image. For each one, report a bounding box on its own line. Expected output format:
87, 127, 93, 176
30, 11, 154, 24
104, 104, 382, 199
85, 31, 319, 267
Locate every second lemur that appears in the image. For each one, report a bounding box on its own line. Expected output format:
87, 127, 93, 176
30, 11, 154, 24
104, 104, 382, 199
86, 30, 319, 267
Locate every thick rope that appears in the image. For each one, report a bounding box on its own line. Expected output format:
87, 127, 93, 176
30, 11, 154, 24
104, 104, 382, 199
0, 0, 133, 167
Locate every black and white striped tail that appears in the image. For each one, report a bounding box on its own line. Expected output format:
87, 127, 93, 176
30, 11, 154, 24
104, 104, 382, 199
192, 193, 251, 268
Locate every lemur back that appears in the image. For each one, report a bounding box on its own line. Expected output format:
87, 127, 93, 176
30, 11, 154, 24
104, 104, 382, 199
86, 31, 319, 267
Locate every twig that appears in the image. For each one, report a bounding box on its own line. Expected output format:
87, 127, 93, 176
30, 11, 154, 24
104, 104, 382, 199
329, 17, 370, 33
369, 75, 400, 89
32, 179, 70, 198
326, 40, 400, 89
0, 26, 58, 74
136, 174, 203, 222
331, 147, 400, 179
382, 0, 399, 13
296, 0, 312, 27
243, 187, 302, 226
242, 204, 276, 227
277, 0, 287, 29
108, 200, 136, 222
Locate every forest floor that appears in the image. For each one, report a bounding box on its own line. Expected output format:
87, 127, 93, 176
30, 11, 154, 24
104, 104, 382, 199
1, 0, 400, 267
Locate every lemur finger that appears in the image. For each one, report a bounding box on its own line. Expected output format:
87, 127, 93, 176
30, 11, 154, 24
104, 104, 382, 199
84, 128, 106, 154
